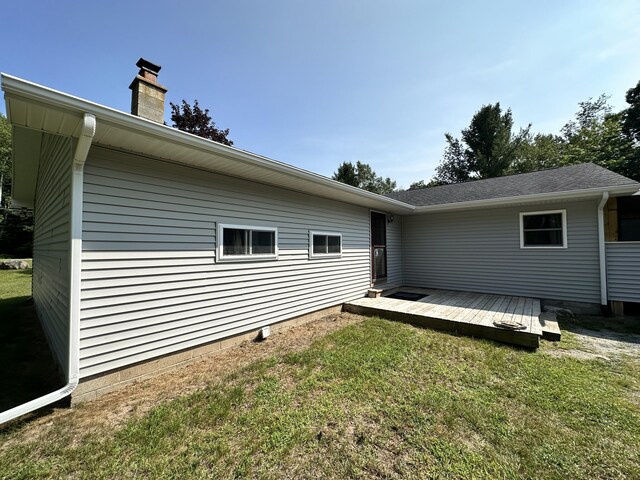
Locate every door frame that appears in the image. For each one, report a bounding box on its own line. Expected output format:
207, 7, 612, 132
370, 210, 387, 283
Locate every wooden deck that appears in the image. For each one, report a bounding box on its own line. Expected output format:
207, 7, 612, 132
344, 287, 543, 348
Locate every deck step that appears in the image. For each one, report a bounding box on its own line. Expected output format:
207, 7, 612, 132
538, 312, 561, 341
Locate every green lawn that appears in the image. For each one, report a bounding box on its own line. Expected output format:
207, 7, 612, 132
0, 272, 639, 479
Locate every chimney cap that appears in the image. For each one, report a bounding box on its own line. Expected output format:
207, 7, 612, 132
136, 57, 162, 75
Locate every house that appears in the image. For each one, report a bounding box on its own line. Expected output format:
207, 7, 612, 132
1, 59, 638, 424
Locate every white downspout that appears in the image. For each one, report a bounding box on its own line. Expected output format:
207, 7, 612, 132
597, 191, 609, 306
0, 113, 95, 425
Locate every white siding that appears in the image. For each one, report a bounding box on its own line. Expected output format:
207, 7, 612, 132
402, 200, 601, 303
606, 242, 640, 303
79, 147, 373, 377
32, 133, 73, 376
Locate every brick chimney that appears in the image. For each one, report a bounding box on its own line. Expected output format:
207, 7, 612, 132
129, 58, 167, 123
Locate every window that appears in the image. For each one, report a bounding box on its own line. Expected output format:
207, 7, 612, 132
309, 231, 342, 258
618, 196, 640, 241
217, 224, 278, 261
519, 210, 567, 248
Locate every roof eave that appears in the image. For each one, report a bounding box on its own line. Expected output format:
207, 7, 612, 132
1, 73, 415, 215
410, 184, 640, 213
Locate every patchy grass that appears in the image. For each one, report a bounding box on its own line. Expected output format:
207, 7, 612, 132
1, 308, 639, 479
0, 259, 32, 301
0, 263, 63, 412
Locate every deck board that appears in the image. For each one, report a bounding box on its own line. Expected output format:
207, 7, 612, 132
344, 287, 543, 348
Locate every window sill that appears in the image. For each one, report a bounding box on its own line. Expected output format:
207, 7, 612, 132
217, 255, 278, 263
308, 254, 342, 260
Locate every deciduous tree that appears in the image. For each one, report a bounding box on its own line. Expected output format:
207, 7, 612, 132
332, 161, 397, 194
559, 95, 639, 181
622, 80, 640, 143
0, 114, 11, 208
170, 100, 233, 146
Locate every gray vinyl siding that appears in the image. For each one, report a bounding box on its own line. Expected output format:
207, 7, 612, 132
606, 243, 640, 302
32, 133, 73, 376
79, 147, 372, 377
402, 200, 601, 303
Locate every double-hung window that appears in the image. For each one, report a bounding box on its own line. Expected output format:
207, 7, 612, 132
519, 210, 567, 248
217, 224, 278, 261
309, 231, 342, 258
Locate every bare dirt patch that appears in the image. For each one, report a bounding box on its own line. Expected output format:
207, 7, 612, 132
573, 327, 640, 358
1, 312, 365, 450
544, 324, 640, 361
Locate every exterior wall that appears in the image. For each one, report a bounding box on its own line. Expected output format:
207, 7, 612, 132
73, 304, 342, 404
402, 200, 601, 303
606, 242, 640, 303
79, 147, 373, 378
32, 133, 73, 376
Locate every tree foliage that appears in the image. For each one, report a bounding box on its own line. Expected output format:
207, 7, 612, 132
332, 161, 397, 195
622, 80, 640, 144
432, 103, 529, 184
0, 114, 33, 257
170, 100, 233, 146
556, 95, 638, 180
0, 114, 11, 208
510, 132, 564, 174
423, 83, 640, 187
408, 179, 444, 190
0, 208, 33, 257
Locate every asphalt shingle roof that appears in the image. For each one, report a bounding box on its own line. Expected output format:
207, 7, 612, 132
387, 163, 639, 207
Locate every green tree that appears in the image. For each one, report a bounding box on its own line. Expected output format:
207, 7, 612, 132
408, 180, 427, 190
0, 114, 11, 208
434, 134, 473, 184
559, 95, 639, 181
332, 161, 397, 194
433, 103, 530, 184
0, 114, 33, 257
408, 179, 445, 190
622, 80, 640, 143
510, 133, 564, 174
170, 99, 233, 146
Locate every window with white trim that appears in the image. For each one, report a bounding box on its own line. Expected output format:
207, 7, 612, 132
217, 224, 278, 261
519, 210, 567, 248
309, 231, 342, 258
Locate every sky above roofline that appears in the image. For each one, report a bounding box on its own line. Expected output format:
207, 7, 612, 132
1, 0, 639, 188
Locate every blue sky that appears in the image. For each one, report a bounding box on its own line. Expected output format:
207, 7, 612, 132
1, 0, 639, 188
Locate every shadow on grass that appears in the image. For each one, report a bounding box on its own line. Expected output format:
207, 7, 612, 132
12, 268, 35, 275
558, 314, 640, 343
0, 285, 64, 413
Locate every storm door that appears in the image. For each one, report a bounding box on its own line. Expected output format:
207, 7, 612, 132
371, 211, 387, 281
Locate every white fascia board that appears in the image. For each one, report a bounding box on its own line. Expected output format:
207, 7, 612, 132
410, 185, 640, 214
1, 74, 415, 214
